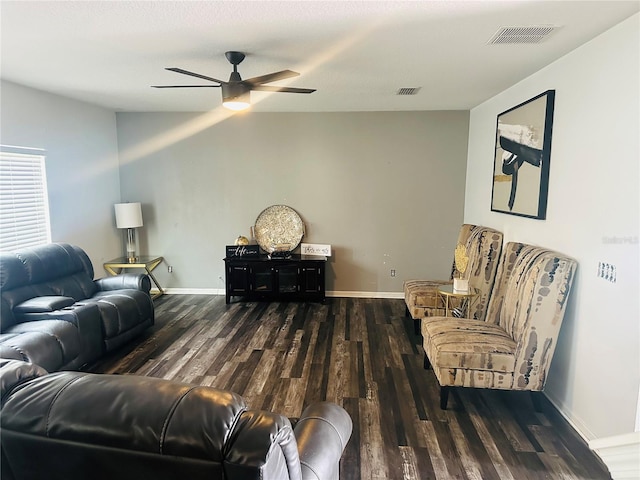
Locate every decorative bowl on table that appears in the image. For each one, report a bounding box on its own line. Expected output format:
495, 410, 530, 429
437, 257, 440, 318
254, 205, 304, 257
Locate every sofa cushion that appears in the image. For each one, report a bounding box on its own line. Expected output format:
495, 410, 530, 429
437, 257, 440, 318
14, 244, 93, 286
1, 244, 98, 331
4, 320, 82, 369
2, 371, 247, 461
421, 317, 516, 373
84, 290, 154, 340
403, 279, 448, 318
0, 331, 66, 369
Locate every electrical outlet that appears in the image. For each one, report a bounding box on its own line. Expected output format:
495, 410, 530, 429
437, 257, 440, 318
597, 262, 616, 283
390, 269, 396, 277
168, 265, 173, 273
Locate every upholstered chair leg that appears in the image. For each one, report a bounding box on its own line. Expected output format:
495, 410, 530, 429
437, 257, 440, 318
414, 318, 421, 335
423, 354, 431, 370
405, 305, 410, 318
440, 387, 450, 410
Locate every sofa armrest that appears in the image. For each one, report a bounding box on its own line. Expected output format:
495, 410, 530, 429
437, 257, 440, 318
225, 410, 302, 480
11, 303, 104, 365
294, 402, 353, 480
0, 359, 48, 401
95, 274, 151, 294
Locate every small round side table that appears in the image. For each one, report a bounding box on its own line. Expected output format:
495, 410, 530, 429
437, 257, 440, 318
437, 284, 479, 318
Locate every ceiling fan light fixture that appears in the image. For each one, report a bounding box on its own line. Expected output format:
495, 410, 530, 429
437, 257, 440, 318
223, 99, 251, 111
222, 83, 251, 111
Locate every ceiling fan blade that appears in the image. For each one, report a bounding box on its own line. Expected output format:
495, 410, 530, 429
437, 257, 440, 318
252, 85, 316, 94
166, 67, 225, 84
151, 85, 221, 88
244, 70, 300, 85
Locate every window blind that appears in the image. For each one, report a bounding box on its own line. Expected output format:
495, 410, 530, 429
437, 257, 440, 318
0, 148, 51, 252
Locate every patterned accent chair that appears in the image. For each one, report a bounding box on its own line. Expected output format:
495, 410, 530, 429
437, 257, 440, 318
403, 224, 503, 334
421, 242, 577, 409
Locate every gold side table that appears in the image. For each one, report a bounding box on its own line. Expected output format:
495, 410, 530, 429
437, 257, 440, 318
437, 284, 479, 318
103, 256, 165, 299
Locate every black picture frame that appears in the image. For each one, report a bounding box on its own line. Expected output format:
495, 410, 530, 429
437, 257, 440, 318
490, 90, 555, 219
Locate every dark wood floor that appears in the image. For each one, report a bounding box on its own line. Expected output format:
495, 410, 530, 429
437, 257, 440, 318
90, 295, 611, 480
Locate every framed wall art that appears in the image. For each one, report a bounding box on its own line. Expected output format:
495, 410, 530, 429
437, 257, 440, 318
491, 90, 555, 219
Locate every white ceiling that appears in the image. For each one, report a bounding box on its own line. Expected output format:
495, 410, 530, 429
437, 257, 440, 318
1, 1, 638, 113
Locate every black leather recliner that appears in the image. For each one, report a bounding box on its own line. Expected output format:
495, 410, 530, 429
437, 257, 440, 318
0, 243, 154, 370
0, 360, 353, 480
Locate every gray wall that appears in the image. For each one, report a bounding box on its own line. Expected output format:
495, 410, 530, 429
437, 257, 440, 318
116, 111, 469, 294
0, 80, 122, 267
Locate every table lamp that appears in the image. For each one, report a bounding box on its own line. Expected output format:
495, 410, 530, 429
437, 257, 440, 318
114, 202, 143, 263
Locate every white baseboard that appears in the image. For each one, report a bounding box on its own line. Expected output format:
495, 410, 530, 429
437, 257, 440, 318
544, 390, 596, 441
589, 432, 639, 479
327, 291, 404, 299
152, 289, 405, 299
152, 288, 223, 295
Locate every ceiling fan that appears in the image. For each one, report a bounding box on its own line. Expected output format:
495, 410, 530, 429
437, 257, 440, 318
152, 51, 316, 111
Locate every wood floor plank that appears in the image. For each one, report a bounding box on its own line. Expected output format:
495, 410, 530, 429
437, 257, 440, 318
89, 296, 612, 480
418, 420, 451, 479
325, 310, 347, 405
536, 452, 580, 480
243, 347, 280, 397
398, 446, 420, 479
208, 358, 240, 391
452, 407, 504, 480
539, 398, 611, 477
402, 354, 429, 421
447, 413, 489, 480
390, 366, 422, 448
290, 320, 317, 379
529, 424, 596, 480
359, 394, 391, 479
381, 366, 408, 447
466, 389, 534, 480
303, 361, 326, 407
229, 349, 263, 394
345, 340, 360, 399
431, 417, 470, 479
484, 389, 541, 453
280, 328, 305, 378
341, 397, 361, 478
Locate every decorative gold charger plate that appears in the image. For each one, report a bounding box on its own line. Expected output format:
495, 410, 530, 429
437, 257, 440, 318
254, 205, 304, 253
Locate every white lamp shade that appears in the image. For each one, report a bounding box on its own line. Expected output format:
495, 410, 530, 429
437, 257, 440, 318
114, 203, 143, 229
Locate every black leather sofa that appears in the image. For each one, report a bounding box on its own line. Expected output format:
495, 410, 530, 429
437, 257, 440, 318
0, 243, 154, 371
0, 359, 353, 480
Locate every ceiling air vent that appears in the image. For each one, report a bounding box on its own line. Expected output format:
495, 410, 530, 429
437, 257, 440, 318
488, 25, 558, 44
397, 87, 421, 96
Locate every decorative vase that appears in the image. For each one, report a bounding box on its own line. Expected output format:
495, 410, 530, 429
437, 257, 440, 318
453, 278, 469, 293
235, 236, 249, 246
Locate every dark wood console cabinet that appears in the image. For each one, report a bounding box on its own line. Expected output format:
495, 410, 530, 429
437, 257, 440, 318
224, 255, 326, 304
